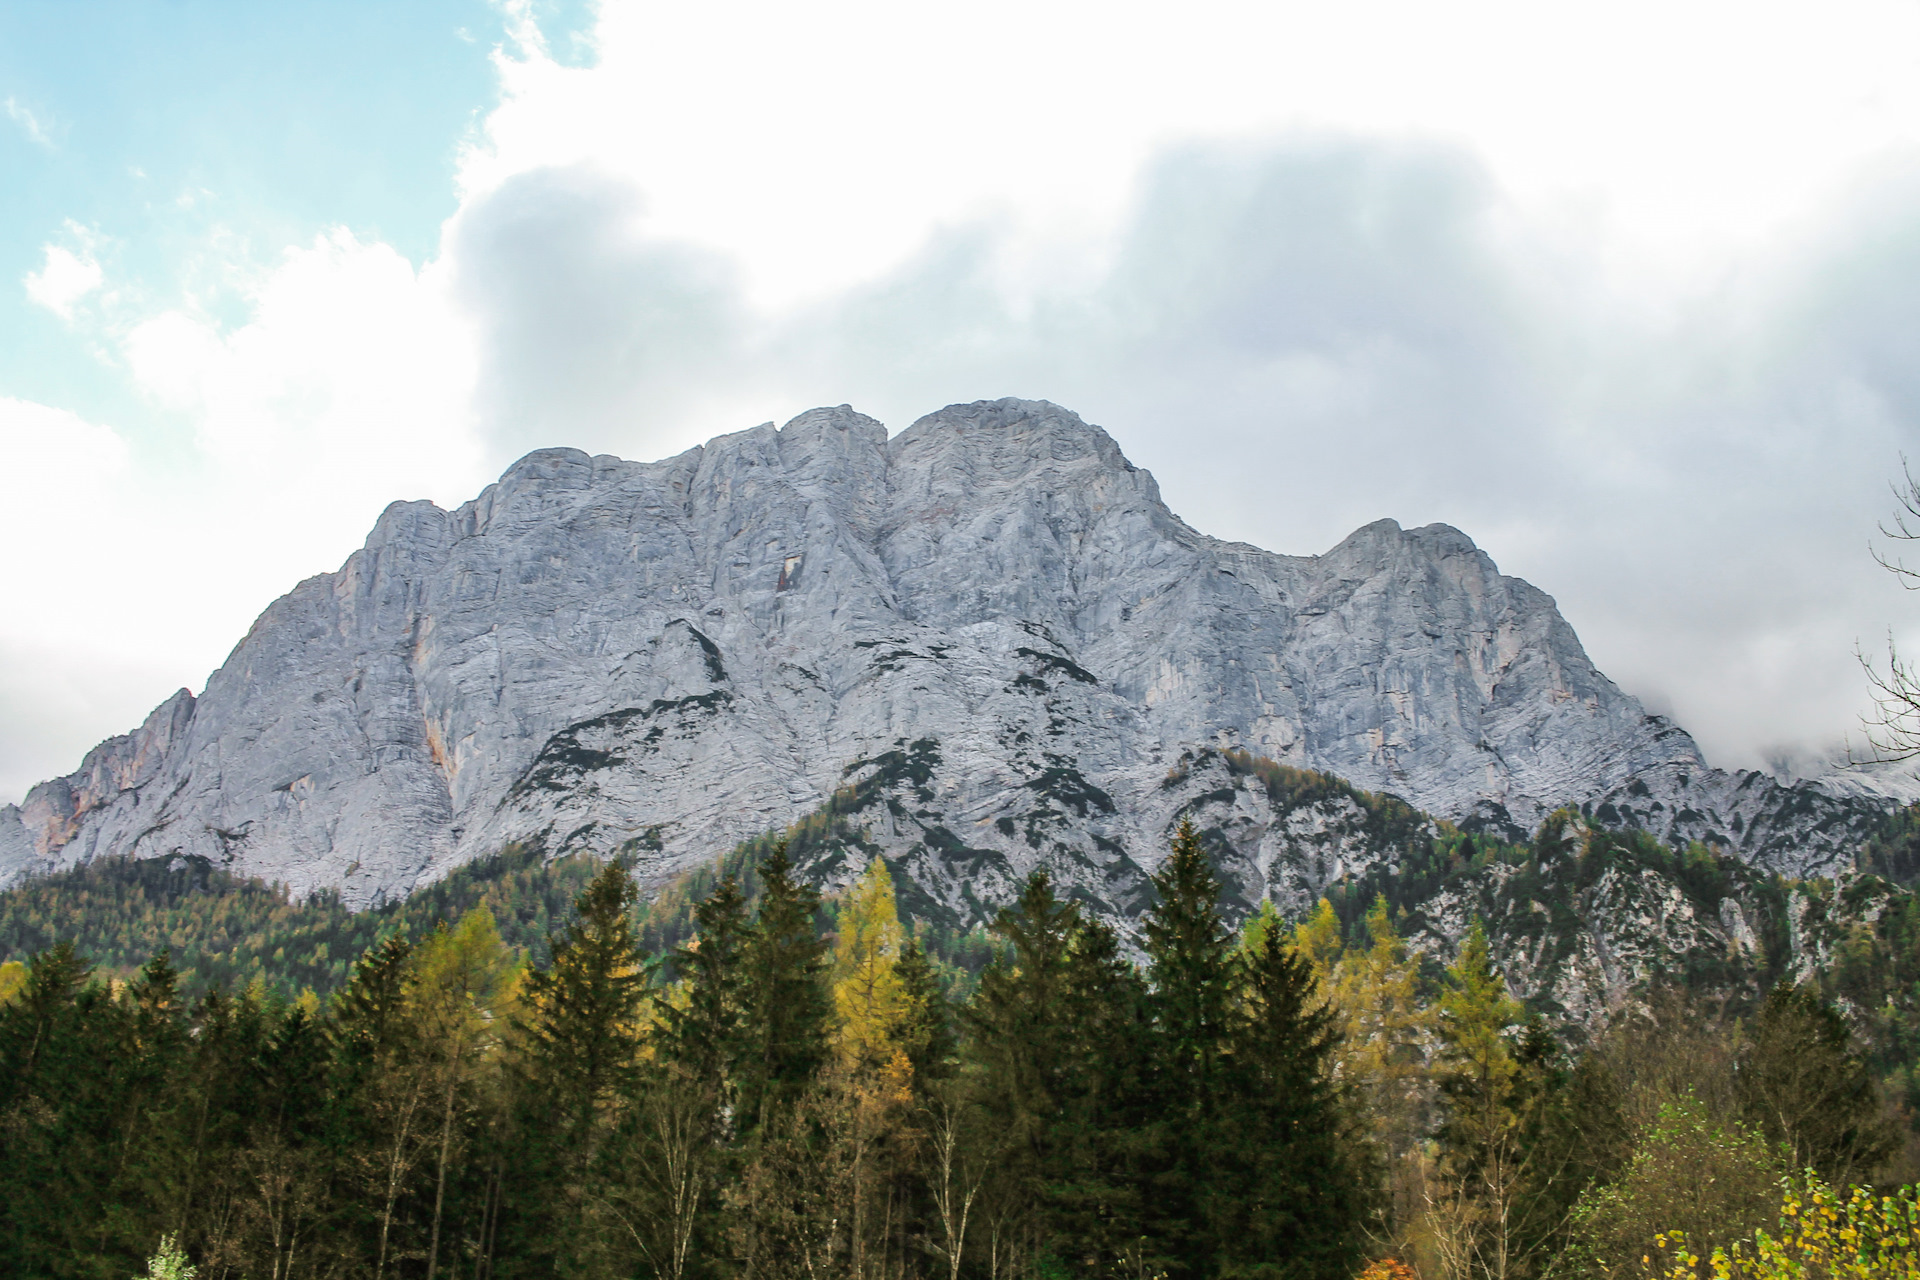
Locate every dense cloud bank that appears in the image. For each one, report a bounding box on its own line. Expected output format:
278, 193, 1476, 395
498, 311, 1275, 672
10, 125, 1920, 799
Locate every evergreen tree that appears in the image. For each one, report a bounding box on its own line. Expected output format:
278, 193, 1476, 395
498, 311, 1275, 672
0, 939, 92, 1099
1145, 820, 1236, 1094
1209, 919, 1370, 1279
99, 952, 190, 1268
736, 843, 830, 1136
0, 942, 122, 1276
967, 870, 1084, 1272
502, 859, 651, 1276
1738, 981, 1896, 1183
516, 861, 651, 1153
1050, 913, 1153, 1275
725, 845, 838, 1277
969, 870, 1079, 1161
893, 937, 956, 1086
661, 873, 750, 1113
325, 934, 418, 1275
1140, 818, 1238, 1276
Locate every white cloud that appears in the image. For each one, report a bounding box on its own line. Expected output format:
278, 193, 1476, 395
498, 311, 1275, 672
459, 0, 1920, 310
122, 228, 488, 589
4, 96, 53, 149
0, 234, 489, 801
24, 240, 103, 320
13, 0, 1920, 800
0, 398, 171, 801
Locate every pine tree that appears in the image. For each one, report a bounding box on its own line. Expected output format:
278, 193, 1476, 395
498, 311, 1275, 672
0, 939, 92, 1098
726, 844, 838, 1277
660, 873, 749, 1111
967, 870, 1084, 1273
970, 870, 1080, 1160
1145, 820, 1236, 1093
503, 859, 652, 1276
1140, 818, 1238, 1277
893, 937, 955, 1086
517, 861, 651, 1152
1209, 920, 1370, 1279
324, 934, 417, 1276
1051, 914, 1153, 1275
736, 843, 830, 1136
0, 941, 129, 1276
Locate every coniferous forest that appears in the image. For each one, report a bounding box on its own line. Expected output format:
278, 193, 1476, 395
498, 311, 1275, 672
3, 821, 1918, 1280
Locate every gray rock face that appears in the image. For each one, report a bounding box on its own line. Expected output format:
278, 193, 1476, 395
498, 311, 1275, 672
0, 400, 1890, 921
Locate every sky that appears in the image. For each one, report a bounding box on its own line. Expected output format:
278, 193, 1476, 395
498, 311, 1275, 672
6, 0, 1920, 803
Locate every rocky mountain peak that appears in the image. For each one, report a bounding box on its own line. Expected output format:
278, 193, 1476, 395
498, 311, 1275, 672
0, 399, 1892, 920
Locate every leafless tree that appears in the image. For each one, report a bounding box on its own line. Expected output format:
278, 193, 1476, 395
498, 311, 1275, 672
920, 1084, 989, 1280
1856, 456, 1920, 762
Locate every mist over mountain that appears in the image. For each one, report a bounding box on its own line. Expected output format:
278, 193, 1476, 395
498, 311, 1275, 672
0, 399, 1893, 930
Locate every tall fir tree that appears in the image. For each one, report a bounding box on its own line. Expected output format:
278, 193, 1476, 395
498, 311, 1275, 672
893, 937, 956, 1087
736, 842, 831, 1136
1144, 819, 1236, 1095
1140, 818, 1238, 1277
501, 859, 651, 1277
967, 870, 1083, 1273
1210, 921, 1371, 1279
1050, 913, 1153, 1275
660, 873, 750, 1116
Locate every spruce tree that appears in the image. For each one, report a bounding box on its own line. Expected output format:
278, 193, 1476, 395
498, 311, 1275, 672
1140, 818, 1237, 1276
966, 870, 1083, 1271
970, 870, 1080, 1156
893, 937, 955, 1086
1051, 914, 1152, 1275
1211, 920, 1369, 1279
502, 859, 651, 1276
661, 873, 750, 1115
325, 935, 417, 1274
517, 860, 651, 1150
1144, 819, 1236, 1095
735, 843, 830, 1136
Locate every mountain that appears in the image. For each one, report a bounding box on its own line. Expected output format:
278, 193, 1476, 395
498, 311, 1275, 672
0, 399, 1892, 928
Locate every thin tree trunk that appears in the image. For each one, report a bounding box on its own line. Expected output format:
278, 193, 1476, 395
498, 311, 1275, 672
376, 1076, 427, 1280
426, 1040, 467, 1280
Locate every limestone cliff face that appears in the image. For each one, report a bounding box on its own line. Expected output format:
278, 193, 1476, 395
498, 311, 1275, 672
0, 400, 1887, 918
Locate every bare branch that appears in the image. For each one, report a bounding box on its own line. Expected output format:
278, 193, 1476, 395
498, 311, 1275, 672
1852, 457, 1920, 766
1852, 633, 1920, 764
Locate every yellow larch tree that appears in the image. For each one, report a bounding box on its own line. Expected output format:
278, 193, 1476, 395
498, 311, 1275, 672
828, 856, 919, 1277
1291, 897, 1345, 982
831, 856, 912, 1069
1331, 895, 1439, 1247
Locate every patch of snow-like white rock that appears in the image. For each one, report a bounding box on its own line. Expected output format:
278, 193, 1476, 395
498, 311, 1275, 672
0, 400, 1892, 921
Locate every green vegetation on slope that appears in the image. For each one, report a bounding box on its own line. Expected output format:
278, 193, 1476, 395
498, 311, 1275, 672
0, 844, 601, 997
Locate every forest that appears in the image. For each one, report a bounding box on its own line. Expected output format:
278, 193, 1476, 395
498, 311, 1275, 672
2, 821, 1918, 1280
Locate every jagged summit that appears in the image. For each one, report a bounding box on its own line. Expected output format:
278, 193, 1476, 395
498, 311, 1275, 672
0, 399, 1889, 921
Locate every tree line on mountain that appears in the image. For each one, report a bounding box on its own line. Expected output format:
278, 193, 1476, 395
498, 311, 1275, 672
2, 817, 1916, 1280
